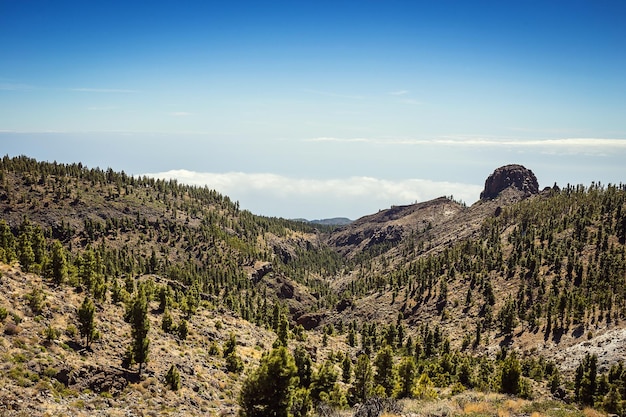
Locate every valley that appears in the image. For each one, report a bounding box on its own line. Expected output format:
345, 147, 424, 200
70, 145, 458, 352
0, 156, 625, 416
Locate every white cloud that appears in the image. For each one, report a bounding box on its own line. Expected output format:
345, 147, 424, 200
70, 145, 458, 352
169, 111, 192, 117
389, 90, 409, 96
141, 170, 482, 219
305, 136, 626, 154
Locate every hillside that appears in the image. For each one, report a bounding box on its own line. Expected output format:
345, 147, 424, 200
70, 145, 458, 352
1, 156, 625, 416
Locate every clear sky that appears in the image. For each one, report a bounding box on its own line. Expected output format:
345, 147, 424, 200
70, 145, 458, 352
2, 1, 625, 219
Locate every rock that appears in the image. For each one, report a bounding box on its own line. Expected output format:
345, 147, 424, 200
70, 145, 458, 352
250, 261, 273, 283
336, 298, 353, 312
366, 225, 403, 247
480, 164, 539, 200
54, 367, 74, 386
296, 312, 326, 330
278, 280, 294, 299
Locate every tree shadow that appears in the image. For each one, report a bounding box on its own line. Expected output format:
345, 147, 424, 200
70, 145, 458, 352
571, 324, 585, 339
499, 334, 513, 347
551, 327, 565, 344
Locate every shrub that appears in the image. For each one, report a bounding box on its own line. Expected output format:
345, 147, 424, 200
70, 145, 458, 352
65, 324, 78, 338
161, 309, 174, 333
165, 364, 181, 391
11, 312, 22, 325
44, 325, 60, 342
208, 341, 221, 356
226, 351, 244, 374
177, 319, 188, 340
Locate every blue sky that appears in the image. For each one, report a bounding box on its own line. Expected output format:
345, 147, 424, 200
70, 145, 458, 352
2, 1, 625, 219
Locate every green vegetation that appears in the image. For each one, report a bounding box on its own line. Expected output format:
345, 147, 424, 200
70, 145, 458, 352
239, 346, 298, 417
1, 155, 626, 415
77, 296, 96, 348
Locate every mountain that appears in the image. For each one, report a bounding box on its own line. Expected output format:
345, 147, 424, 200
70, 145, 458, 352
293, 217, 354, 226
1, 156, 625, 416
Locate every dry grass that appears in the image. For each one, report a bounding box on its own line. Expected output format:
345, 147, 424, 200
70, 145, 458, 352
0, 263, 283, 416
582, 408, 605, 417
464, 401, 493, 414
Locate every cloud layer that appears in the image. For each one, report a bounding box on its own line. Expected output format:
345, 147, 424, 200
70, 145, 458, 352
142, 170, 483, 220
307, 136, 626, 149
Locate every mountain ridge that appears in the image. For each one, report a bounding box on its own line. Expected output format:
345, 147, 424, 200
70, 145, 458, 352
0, 156, 625, 416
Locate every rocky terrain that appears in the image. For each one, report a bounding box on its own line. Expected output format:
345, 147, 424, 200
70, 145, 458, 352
0, 158, 625, 416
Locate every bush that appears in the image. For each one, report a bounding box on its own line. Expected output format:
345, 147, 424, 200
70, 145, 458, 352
0, 306, 7, 322
11, 312, 22, 325
44, 325, 60, 342
165, 364, 181, 391
208, 341, 221, 356
65, 324, 77, 338
177, 319, 188, 340
161, 310, 174, 333
25, 287, 45, 315
225, 352, 244, 374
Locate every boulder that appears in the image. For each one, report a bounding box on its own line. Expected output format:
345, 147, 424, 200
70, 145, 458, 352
296, 312, 326, 330
480, 164, 539, 200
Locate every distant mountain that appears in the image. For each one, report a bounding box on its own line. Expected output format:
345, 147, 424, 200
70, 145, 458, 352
292, 217, 353, 226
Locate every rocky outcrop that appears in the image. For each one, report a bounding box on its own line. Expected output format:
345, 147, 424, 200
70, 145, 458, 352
54, 365, 131, 396
296, 312, 326, 330
250, 261, 273, 283
327, 198, 465, 258
480, 164, 539, 200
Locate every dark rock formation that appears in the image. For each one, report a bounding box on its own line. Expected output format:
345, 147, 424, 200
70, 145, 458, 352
54, 365, 131, 396
296, 312, 326, 330
277, 278, 295, 299
336, 298, 354, 312
366, 225, 403, 247
250, 261, 273, 283
480, 164, 539, 200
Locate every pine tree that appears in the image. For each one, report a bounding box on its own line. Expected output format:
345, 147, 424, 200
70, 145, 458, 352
78, 296, 96, 348
48, 240, 68, 285
396, 356, 416, 398
294, 345, 313, 388
374, 345, 396, 397
351, 354, 373, 405
500, 352, 522, 395
310, 360, 338, 402
342, 355, 352, 383
17, 232, 35, 272
277, 312, 289, 346
224, 332, 243, 374
127, 287, 150, 376
239, 346, 298, 417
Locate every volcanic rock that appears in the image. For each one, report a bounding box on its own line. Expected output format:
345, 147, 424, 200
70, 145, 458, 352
480, 164, 539, 200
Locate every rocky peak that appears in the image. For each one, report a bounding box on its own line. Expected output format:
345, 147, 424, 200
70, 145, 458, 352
480, 164, 539, 200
